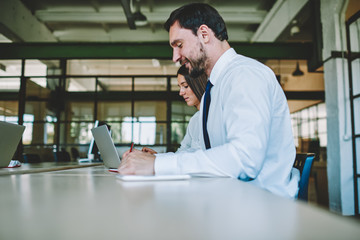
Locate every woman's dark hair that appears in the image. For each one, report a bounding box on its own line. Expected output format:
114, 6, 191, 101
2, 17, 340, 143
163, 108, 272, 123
164, 3, 228, 41
177, 65, 207, 101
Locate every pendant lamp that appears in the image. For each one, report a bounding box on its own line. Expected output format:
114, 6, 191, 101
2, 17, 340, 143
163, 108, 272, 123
292, 61, 304, 77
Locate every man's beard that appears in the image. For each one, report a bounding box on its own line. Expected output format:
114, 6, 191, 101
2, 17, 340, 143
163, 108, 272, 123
188, 44, 207, 78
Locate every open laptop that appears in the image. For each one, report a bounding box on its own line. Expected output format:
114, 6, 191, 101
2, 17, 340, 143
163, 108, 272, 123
91, 125, 191, 181
0, 121, 26, 168
91, 125, 121, 169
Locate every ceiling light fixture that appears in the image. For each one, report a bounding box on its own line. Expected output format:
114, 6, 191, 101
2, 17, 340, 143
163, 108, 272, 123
292, 61, 304, 77
133, 0, 147, 27
133, 11, 147, 27
120, 0, 136, 29
290, 20, 300, 36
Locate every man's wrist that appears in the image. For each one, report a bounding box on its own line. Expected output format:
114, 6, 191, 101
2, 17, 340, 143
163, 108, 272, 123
154, 154, 178, 175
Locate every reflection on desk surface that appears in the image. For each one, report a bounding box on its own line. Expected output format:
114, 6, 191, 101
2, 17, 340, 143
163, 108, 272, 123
0, 162, 103, 176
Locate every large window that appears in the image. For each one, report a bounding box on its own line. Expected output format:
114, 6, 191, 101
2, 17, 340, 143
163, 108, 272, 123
1, 57, 329, 163
171, 101, 197, 150
291, 102, 327, 160
0, 101, 18, 121
68, 102, 95, 145
0, 58, 191, 161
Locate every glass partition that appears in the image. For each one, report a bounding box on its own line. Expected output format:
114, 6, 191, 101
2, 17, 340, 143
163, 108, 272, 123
170, 77, 179, 91
26, 78, 51, 98
24, 101, 56, 145
355, 98, 360, 135
134, 77, 167, 91
25, 60, 47, 77
67, 78, 96, 92
171, 101, 197, 150
291, 102, 327, 161
97, 101, 131, 144
68, 102, 95, 146
0, 78, 20, 92
134, 101, 166, 121
0, 60, 22, 76
0, 101, 18, 122
0, 57, 225, 161
98, 77, 132, 91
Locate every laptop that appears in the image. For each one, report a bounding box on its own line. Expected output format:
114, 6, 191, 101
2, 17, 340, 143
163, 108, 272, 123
91, 125, 191, 181
0, 121, 26, 168
91, 125, 121, 169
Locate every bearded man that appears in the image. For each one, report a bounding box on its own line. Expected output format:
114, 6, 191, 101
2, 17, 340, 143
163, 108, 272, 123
118, 3, 299, 199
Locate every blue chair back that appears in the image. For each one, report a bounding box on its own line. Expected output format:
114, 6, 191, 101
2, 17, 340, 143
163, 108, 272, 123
293, 153, 315, 201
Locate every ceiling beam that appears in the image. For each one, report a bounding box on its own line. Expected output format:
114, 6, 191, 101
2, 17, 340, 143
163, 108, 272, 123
251, 0, 309, 42
0, 42, 312, 60
0, 90, 325, 102
0, 0, 56, 42
34, 10, 267, 24
51, 27, 253, 42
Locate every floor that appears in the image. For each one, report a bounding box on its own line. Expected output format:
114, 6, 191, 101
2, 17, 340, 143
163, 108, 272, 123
308, 177, 318, 204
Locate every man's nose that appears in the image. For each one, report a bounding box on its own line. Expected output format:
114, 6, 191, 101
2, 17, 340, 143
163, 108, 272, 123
172, 48, 181, 63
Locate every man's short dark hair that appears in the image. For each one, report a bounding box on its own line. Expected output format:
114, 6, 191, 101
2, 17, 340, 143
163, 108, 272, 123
164, 3, 228, 41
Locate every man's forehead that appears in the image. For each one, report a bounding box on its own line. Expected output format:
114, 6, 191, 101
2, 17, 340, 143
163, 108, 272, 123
169, 22, 181, 44
169, 21, 181, 33
169, 22, 194, 45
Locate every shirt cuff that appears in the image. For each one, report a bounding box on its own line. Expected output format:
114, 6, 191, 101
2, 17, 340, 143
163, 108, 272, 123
154, 153, 178, 175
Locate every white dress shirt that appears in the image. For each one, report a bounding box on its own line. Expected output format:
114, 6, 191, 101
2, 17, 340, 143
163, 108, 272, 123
156, 111, 201, 158
155, 48, 299, 198
177, 111, 201, 152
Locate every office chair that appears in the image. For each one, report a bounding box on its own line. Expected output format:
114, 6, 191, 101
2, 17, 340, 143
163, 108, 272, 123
70, 147, 80, 161
293, 153, 315, 201
23, 153, 41, 163
53, 149, 71, 162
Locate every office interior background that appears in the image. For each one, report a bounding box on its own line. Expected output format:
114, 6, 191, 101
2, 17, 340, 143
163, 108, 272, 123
0, 0, 359, 216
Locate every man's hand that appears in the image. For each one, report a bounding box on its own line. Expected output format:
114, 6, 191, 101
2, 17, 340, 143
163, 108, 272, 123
118, 148, 155, 175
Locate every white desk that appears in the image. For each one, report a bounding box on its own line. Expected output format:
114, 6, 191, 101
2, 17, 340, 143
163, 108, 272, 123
1, 166, 359, 240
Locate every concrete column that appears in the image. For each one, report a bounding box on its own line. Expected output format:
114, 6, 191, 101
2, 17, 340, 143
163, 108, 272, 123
321, 0, 355, 215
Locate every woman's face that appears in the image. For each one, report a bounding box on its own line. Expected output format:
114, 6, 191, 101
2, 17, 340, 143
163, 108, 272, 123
177, 74, 200, 110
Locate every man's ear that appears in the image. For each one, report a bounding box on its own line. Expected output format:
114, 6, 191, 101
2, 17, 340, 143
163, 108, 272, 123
197, 24, 210, 43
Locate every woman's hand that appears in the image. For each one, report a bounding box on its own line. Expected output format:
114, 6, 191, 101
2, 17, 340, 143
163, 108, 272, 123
141, 147, 158, 155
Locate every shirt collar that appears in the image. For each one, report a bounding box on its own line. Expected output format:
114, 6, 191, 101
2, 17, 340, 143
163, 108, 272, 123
209, 48, 237, 86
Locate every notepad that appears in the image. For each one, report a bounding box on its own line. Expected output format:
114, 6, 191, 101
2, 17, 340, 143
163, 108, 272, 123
116, 174, 191, 181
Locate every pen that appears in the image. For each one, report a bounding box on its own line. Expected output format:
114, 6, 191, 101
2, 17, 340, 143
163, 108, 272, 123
130, 142, 134, 152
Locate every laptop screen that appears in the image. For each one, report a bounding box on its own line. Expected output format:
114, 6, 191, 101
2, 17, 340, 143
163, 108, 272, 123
0, 121, 25, 167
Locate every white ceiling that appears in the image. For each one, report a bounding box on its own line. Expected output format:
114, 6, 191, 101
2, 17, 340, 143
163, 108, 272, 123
0, 0, 312, 43
0, 0, 322, 113
0, 0, 314, 75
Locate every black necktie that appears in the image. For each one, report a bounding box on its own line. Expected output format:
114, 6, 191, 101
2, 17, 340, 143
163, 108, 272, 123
203, 81, 213, 149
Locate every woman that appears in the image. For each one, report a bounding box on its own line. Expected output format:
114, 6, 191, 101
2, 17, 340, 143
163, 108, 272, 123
143, 65, 207, 154
177, 65, 207, 108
